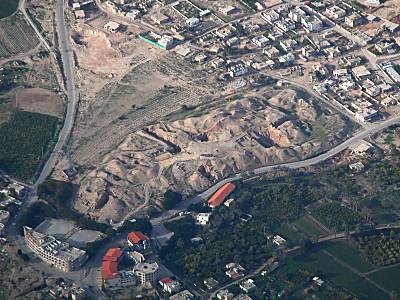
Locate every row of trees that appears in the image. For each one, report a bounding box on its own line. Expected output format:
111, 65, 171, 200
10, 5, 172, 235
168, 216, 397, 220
37, 179, 110, 233
160, 176, 322, 283
313, 203, 365, 232
356, 232, 400, 266
0, 111, 58, 181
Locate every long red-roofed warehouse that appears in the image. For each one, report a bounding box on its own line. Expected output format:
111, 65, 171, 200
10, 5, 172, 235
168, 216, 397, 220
207, 182, 235, 208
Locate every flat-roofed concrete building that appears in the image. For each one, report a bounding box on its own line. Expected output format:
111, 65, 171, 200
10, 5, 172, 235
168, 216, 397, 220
0, 210, 10, 223
151, 13, 170, 25
104, 21, 120, 33
134, 262, 159, 284
24, 226, 87, 272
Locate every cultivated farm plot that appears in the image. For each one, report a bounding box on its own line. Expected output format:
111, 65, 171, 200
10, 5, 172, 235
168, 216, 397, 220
293, 215, 328, 238
325, 241, 375, 273
368, 265, 400, 296
0, 13, 39, 58
0, 0, 19, 19
290, 242, 386, 299
0, 110, 58, 181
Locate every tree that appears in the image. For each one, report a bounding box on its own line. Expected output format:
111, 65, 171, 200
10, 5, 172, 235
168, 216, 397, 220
163, 189, 183, 209
118, 218, 152, 234
105, 227, 116, 237
302, 239, 314, 250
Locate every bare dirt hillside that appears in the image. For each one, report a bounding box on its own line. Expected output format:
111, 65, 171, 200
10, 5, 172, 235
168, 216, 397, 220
72, 88, 350, 223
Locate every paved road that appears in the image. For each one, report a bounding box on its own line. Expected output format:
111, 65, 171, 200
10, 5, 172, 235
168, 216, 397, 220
39, 0, 78, 185
151, 113, 400, 228
12, 0, 78, 210
262, 72, 368, 128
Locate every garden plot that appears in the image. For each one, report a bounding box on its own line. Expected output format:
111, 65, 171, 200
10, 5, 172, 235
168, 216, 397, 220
0, 13, 39, 58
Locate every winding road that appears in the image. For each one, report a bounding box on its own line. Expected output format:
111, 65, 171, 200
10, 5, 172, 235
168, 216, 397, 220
7, 0, 400, 298
16, 0, 78, 204
151, 113, 400, 228
37, 0, 78, 185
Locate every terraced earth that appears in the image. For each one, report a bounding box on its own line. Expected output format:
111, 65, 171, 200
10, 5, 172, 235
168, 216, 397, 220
0, 13, 39, 58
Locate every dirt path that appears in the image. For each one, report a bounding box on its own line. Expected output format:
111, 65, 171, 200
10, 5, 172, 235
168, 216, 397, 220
363, 261, 400, 276
305, 213, 331, 234
323, 250, 392, 297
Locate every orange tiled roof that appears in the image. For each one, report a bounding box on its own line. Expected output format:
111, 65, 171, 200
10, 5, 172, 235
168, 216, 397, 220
102, 260, 118, 280
127, 231, 149, 244
102, 248, 123, 281
103, 248, 123, 261
208, 182, 235, 208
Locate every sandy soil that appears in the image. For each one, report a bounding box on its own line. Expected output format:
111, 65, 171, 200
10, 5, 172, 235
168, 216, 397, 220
367, 0, 400, 21
75, 29, 123, 74
71, 88, 351, 223
15, 87, 64, 118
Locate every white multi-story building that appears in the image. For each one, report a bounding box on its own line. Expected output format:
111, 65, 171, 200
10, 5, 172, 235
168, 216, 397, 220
275, 20, 296, 32
0, 210, 10, 223
228, 63, 248, 77
23, 226, 87, 272
326, 5, 346, 20
134, 262, 159, 285
196, 213, 211, 225
288, 7, 306, 22
158, 35, 174, 50
251, 35, 269, 48
301, 16, 323, 32
261, 10, 280, 23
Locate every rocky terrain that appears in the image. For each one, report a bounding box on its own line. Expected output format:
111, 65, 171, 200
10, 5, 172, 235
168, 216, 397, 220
73, 88, 351, 223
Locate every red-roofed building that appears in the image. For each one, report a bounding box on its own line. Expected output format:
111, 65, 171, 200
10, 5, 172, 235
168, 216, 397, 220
103, 248, 123, 262
159, 277, 181, 294
102, 260, 119, 280
159, 277, 173, 285
208, 183, 235, 208
101, 248, 135, 289
127, 231, 150, 248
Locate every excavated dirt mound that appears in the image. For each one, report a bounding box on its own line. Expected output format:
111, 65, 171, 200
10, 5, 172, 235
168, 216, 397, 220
70, 88, 351, 223
74, 28, 123, 74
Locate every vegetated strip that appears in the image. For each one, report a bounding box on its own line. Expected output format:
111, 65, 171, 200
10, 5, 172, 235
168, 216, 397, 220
0, 110, 58, 181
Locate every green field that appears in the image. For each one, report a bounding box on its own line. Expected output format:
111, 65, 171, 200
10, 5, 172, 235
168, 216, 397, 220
361, 191, 400, 224
312, 202, 365, 232
324, 241, 375, 273
290, 242, 387, 299
0, 0, 19, 19
293, 216, 328, 237
0, 110, 58, 181
276, 224, 303, 242
368, 265, 400, 296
